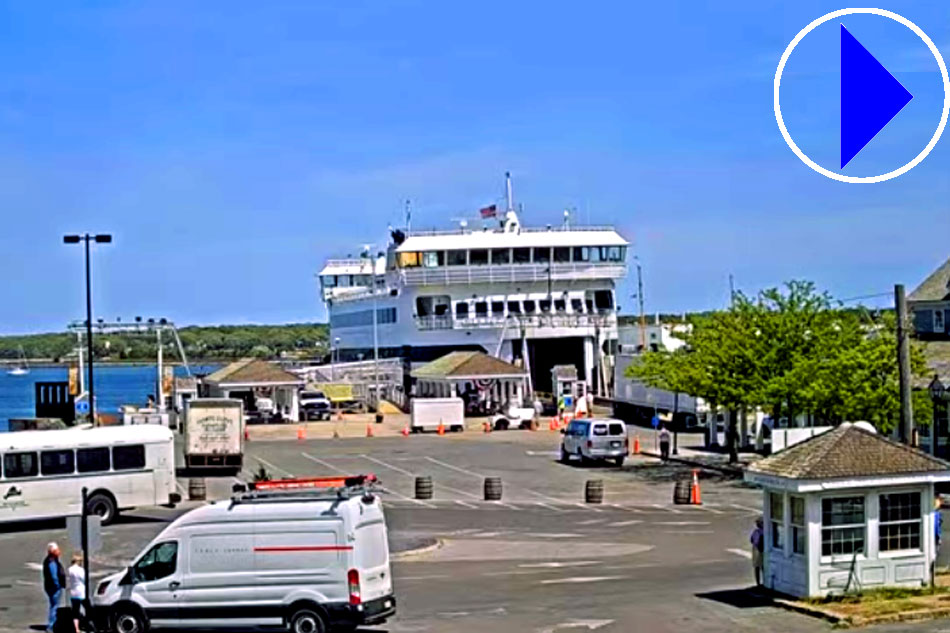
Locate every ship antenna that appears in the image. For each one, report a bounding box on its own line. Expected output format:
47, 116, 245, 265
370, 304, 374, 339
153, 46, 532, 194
505, 171, 513, 213
405, 199, 411, 236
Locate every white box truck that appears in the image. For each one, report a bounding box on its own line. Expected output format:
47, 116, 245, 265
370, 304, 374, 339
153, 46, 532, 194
410, 397, 464, 433
183, 398, 244, 469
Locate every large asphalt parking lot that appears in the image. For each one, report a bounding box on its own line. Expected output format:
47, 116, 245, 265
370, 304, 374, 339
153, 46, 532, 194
3, 430, 950, 633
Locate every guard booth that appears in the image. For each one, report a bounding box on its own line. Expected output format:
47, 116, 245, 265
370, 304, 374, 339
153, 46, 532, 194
745, 422, 950, 598
551, 365, 578, 411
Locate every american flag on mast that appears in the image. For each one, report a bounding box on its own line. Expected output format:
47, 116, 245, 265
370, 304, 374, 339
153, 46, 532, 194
479, 204, 497, 219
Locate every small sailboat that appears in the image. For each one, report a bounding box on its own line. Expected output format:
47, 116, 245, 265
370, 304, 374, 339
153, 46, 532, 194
8, 346, 29, 376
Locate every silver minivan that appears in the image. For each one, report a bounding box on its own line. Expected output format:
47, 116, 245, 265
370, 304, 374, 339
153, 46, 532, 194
559, 418, 628, 466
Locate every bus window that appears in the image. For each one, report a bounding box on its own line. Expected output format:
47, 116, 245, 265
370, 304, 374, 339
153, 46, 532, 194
113, 445, 146, 471
4, 452, 39, 479
77, 447, 111, 473
41, 450, 75, 476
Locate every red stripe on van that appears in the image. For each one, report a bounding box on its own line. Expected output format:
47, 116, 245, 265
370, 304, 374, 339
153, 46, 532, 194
253, 545, 353, 553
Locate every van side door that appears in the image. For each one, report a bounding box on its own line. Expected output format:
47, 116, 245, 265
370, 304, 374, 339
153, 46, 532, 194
128, 540, 181, 626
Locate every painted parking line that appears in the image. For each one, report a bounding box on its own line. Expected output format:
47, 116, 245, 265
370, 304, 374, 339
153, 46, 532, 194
727, 548, 752, 559
359, 454, 481, 500
606, 519, 643, 527
652, 521, 711, 526
652, 503, 682, 514
574, 503, 604, 513
423, 456, 569, 504
302, 453, 435, 508
254, 456, 294, 478
454, 500, 479, 510
539, 576, 626, 585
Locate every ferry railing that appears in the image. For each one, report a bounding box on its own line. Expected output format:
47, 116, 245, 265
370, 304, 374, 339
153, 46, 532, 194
399, 262, 626, 286
414, 313, 617, 331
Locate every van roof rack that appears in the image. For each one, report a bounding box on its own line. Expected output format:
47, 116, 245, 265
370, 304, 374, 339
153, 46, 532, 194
230, 473, 380, 506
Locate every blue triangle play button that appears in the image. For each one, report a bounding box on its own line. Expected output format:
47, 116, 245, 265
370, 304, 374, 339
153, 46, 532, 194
841, 24, 913, 168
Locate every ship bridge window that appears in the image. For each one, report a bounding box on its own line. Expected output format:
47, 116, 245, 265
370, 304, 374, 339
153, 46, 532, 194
523, 300, 536, 314
539, 298, 552, 313
533, 247, 551, 263
554, 247, 570, 263
507, 301, 521, 314
398, 252, 421, 268
470, 249, 489, 266
423, 251, 444, 268
491, 249, 510, 265
594, 290, 614, 312
322, 275, 337, 288
455, 302, 469, 318
607, 246, 625, 262
417, 295, 450, 317
491, 301, 505, 316
475, 301, 488, 316
573, 247, 590, 262
513, 248, 531, 264
589, 248, 603, 263
571, 298, 584, 313
447, 250, 467, 266
554, 298, 567, 313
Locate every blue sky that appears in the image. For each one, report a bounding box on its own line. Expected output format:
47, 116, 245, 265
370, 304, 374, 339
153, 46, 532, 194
1, 1, 948, 334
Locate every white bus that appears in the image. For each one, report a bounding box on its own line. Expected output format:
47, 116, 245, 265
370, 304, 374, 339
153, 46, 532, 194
0, 425, 179, 525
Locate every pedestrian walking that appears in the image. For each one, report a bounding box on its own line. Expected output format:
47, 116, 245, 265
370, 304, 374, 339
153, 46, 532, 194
68, 553, 85, 633
750, 518, 764, 586
42, 542, 65, 633
936, 495, 943, 552
659, 425, 671, 460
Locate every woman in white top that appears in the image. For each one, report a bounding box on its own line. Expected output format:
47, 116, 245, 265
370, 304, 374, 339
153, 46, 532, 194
67, 553, 85, 633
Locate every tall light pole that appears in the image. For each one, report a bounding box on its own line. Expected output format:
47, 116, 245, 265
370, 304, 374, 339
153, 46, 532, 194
64, 233, 112, 425
362, 245, 380, 412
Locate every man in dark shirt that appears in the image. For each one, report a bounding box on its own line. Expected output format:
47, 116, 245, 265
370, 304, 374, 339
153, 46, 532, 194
42, 542, 66, 632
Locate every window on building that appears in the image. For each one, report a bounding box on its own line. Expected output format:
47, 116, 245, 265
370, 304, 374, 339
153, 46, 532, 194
447, 250, 467, 266
606, 246, 625, 262
553, 247, 570, 263
41, 450, 75, 476
455, 302, 469, 318
470, 249, 488, 266
113, 445, 146, 471
491, 249, 510, 265
936, 309, 946, 333
573, 247, 590, 262
77, 447, 111, 473
539, 299, 552, 313
821, 496, 865, 556
770, 492, 785, 551
594, 290, 614, 312
879, 492, 921, 552
398, 252, 421, 268
513, 248, 531, 264
571, 298, 584, 313
422, 251, 444, 268
475, 301, 488, 316
533, 247, 550, 263
507, 301, 521, 314
791, 496, 806, 555
523, 300, 536, 314
554, 298, 566, 313
589, 247, 603, 263
491, 301, 505, 316
3, 452, 38, 479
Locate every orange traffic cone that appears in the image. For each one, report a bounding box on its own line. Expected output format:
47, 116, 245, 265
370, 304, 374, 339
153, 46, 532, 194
690, 469, 702, 505
437, 420, 445, 436
297, 425, 306, 442
401, 423, 410, 437
337, 408, 343, 421
483, 421, 491, 433
548, 418, 556, 431
366, 424, 374, 438
632, 434, 640, 455
244, 427, 249, 442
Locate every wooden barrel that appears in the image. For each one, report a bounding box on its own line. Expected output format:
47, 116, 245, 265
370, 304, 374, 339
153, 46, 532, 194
415, 476, 433, 500
188, 478, 206, 501
484, 477, 503, 501
673, 479, 691, 505
584, 479, 604, 504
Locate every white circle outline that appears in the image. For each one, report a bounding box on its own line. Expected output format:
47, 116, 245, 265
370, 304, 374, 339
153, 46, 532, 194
774, 7, 950, 183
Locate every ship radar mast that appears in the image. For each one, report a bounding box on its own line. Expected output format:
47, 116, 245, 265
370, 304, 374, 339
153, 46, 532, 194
503, 171, 521, 234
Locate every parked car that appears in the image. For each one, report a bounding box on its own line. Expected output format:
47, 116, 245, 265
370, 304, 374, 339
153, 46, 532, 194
93, 475, 396, 633
300, 390, 332, 421
254, 397, 275, 416
560, 418, 628, 466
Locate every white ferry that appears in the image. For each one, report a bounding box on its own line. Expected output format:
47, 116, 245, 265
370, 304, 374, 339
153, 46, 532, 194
317, 175, 628, 396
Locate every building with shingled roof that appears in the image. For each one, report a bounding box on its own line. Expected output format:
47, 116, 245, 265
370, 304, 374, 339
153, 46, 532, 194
201, 359, 304, 421
909, 257, 950, 339
744, 422, 950, 598
411, 351, 527, 411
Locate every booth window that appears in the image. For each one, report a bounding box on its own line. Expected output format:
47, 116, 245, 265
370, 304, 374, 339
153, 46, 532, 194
770, 492, 785, 551
791, 496, 805, 555
821, 496, 865, 556
879, 492, 921, 552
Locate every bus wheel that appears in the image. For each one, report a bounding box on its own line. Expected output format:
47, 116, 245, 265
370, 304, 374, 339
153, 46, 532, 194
87, 492, 117, 525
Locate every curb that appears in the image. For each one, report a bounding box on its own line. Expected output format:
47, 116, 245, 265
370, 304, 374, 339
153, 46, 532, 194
391, 538, 443, 561
640, 451, 745, 476
771, 597, 844, 626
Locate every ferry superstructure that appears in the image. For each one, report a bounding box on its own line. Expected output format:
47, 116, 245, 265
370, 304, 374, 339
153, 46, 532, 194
317, 176, 628, 396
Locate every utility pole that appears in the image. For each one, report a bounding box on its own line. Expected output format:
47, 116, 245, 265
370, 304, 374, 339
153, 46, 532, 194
636, 259, 646, 351
895, 284, 914, 444
729, 274, 736, 306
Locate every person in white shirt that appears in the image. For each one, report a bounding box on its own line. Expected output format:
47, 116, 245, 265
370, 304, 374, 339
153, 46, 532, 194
67, 553, 85, 633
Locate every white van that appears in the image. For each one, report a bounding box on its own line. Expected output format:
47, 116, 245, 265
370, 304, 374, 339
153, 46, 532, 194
93, 475, 396, 633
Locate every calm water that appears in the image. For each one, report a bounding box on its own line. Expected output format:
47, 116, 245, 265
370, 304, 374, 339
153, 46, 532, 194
0, 364, 220, 431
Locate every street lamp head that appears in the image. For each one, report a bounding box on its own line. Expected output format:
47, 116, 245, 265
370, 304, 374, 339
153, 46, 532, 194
63, 235, 81, 244
930, 375, 946, 401
94, 234, 112, 243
